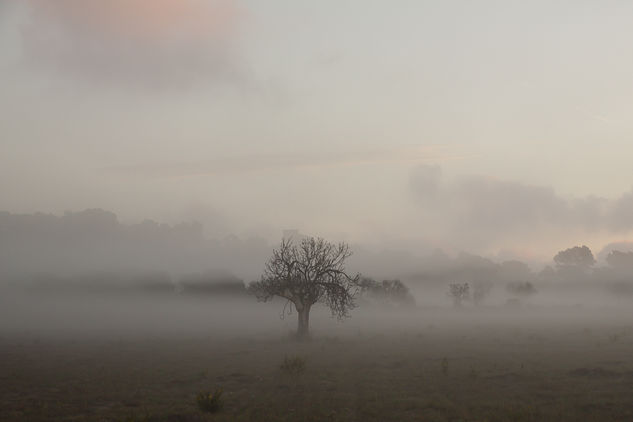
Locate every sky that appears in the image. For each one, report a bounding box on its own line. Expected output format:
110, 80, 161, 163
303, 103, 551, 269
1, 0, 633, 262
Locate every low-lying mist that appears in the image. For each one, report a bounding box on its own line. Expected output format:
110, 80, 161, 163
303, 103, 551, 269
1, 276, 631, 342
2, 212, 633, 422
2, 208, 633, 341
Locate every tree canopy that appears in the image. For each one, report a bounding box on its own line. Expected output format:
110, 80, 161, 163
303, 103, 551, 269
553, 245, 596, 268
249, 237, 360, 338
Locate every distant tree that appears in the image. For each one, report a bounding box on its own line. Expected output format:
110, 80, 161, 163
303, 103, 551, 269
448, 283, 470, 307
606, 250, 633, 269
358, 277, 377, 292
380, 279, 416, 306
249, 237, 360, 339
359, 277, 416, 307
506, 281, 537, 296
553, 245, 596, 269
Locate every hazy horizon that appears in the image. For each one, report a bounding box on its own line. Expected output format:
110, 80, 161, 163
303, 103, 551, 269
2, 0, 633, 262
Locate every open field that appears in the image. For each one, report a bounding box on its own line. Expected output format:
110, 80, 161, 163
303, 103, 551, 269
2, 294, 633, 421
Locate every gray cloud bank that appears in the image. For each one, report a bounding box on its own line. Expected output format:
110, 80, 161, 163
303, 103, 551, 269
409, 164, 633, 250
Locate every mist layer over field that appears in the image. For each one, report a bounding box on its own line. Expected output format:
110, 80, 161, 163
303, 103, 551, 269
2, 285, 633, 422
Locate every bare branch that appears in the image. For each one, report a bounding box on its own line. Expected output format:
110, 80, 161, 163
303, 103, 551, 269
248, 236, 360, 332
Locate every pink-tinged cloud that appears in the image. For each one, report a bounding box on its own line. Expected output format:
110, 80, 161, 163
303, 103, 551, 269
19, 0, 246, 89
26, 0, 241, 40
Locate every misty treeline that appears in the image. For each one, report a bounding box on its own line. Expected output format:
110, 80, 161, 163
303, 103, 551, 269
2, 210, 633, 304
420, 245, 633, 307
0, 209, 270, 282
358, 278, 416, 308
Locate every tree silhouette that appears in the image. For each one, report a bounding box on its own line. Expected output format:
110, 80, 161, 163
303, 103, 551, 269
606, 250, 633, 269
553, 245, 595, 269
249, 237, 360, 339
359, 277, 416, 307
448, 283, 470, 307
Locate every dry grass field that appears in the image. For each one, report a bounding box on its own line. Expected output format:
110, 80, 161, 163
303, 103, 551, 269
2, 294, 633, 422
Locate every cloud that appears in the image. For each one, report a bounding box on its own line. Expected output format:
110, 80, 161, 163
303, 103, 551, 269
409, 164, 442, 198
408, 165, 633, 249
17, 0, 245, 89
451, 177, 570, 232
101, 146, 464, 178
610, 190, 633, 232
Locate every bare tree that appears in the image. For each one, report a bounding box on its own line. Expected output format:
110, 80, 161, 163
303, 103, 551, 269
448, 283, 470, 307
249, 237, 360, 339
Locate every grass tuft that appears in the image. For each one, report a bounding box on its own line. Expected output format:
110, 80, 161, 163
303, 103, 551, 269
196, 389, 223, 413
280, 355, 307, 374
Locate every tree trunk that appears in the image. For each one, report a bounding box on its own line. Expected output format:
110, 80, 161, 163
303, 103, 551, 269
296, 305, 311, 339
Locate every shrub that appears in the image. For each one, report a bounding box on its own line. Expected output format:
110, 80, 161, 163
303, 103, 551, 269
196, 389, 223, 413
359, 277, 416, 307
280, 355, 306, 374
506, 281, 537, 296
447, 283, 470, 307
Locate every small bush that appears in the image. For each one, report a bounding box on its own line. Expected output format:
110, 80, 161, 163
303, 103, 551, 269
196, 389, 223, 413
280, 355, 306, 374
